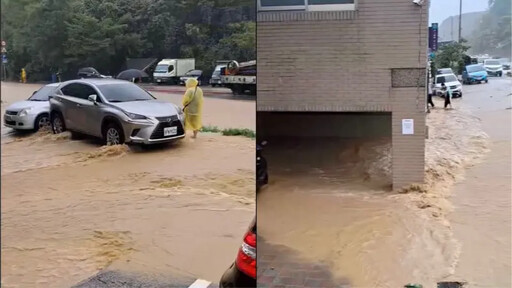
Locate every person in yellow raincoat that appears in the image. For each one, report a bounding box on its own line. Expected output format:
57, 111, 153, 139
181, 78, 203, 138
20, 68, 27, 83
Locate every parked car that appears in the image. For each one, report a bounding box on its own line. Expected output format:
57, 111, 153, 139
210, 64, 226, 87
179, 70, 204, 86
219, 218, 256, 287
502, 62, 511, 71
437, 68, 454, 75
483, 59, 503, 77
256, 140, 268, 191
434, 73, 462, 98
462, 64, 488, 84
77, 67, 111, 79
4, 83, 60, 131
49, 79, 185, 145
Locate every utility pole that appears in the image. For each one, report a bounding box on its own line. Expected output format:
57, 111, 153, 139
458, 0, 462, 42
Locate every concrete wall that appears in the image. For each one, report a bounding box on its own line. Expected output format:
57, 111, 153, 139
257, 0, 428, 189
257, 112, 391, 138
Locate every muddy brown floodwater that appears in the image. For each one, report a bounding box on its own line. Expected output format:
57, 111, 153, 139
258, 81, 505, 287
1, 82, 255, 287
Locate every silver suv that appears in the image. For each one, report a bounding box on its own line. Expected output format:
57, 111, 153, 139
49, 79, 185, 145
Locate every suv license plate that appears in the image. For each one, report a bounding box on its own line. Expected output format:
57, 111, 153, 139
164, 126, 177, 137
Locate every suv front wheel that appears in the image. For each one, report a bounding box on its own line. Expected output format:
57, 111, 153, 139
51, 112, 66, 134
103, 122, 125, 146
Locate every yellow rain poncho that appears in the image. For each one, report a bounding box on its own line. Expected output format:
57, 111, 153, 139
181, 78, 204, 131
21, 68, 27, 83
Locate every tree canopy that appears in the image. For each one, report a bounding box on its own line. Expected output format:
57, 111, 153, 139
0, 0, 255, 81
432, 40, 471, 75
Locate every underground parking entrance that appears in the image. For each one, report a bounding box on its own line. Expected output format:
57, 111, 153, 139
257, 111, 394, 192
256, 112, 450, 288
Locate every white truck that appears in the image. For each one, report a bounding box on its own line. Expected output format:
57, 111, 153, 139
153, 58, 195, 84
220, 60, 256, 95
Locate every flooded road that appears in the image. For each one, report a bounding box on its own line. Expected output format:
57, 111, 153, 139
1, 82, 255, 287
448, 77, 512, 287
258, 79, 509, 287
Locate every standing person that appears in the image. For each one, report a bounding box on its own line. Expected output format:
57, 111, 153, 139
20, 68, 26, 83
427, 81, 435, 110
441, 82, 452, 109
181, 78, 204, 139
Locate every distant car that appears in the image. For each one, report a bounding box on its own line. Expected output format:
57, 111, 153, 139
50, 79, 185, 145
77, 67, 112, 79
179, 70, 204, 86
210, 65, 226, 87
483, 59, 503, 77
219, 218, 256, 288
462, 64, 488, 84
437, 68, 454, 75
434, 73, 462, 98
502, 62, 511, 71
3, 83, 60, 131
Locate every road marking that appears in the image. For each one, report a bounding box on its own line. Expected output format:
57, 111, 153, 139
188, 279, 212, 288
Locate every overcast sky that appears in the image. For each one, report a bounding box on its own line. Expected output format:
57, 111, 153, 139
429, 0, 489, 24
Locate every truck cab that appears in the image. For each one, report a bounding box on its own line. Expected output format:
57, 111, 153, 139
153, 59, 195, 84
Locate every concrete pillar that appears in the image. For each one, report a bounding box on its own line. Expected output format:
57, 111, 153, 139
391, 89, 426, 190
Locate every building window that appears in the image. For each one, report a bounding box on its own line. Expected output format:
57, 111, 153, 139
258, 0, 355, 11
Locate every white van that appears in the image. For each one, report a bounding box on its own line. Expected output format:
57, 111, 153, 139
153, 59, 195, 84
483, 59, 503, 77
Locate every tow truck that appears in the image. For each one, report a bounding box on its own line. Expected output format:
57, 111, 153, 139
220, 60, 256, 95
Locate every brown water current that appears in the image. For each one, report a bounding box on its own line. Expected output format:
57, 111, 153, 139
258, 98, 492, 287
1, 82, 255, 287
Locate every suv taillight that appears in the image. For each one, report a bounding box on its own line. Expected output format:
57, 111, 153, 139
235, 230, 256, 279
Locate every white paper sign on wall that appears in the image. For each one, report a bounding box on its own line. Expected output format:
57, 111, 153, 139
402, 119, 414, 135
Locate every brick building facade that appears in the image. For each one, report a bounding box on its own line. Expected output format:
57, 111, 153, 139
257, 0, 428, 189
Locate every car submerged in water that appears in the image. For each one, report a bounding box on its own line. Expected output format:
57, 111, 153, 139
3, 83, 60, 132
462, 64, 488, 85
50, 79, 185, 145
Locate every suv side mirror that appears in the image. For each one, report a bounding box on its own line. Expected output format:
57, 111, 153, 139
88, 94, 98, 103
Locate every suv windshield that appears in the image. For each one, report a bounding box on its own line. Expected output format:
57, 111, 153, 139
98, 83, 155, 102
467, 65, 485, 73
485, 60, 501, 66
436, 75, 457, 83
438, 68, 452, 74
155, 65, 169, 73
29, 86, 57, 101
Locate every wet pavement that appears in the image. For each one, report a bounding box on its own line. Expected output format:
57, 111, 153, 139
73, 270, 218, 288
0, 82, 255, 287
258, 238, 351, 288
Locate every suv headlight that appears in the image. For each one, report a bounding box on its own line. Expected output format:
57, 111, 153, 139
176, 106, 184, 121
124, 111, 148, 120
19, 108, 32, 117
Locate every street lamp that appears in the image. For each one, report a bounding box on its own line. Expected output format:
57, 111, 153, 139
458, 0, 462, 42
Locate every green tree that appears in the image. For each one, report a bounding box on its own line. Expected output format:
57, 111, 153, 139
1, 0, 255, 82
434, 40, 471, 75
